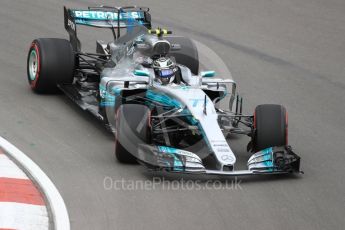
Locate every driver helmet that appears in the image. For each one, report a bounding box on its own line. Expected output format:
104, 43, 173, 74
153, 57, 177, 85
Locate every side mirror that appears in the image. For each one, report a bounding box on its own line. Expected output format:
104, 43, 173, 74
135, 43, 150, 51
170, 43, 181, 51
133, 70, 150, 77
201, 71, 216, 78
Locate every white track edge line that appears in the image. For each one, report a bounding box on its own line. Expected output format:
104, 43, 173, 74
0, 136, 70, 230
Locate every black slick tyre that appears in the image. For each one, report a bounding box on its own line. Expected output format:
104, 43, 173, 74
253, 104, 288, 152
27, 38, 75, 93
115, 104, 151, 163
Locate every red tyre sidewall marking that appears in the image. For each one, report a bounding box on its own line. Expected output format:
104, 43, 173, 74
30, 43, 40, 89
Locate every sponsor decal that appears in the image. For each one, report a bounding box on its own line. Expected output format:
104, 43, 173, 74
73, 10, 143, 21
67, 18, 76, 31
213, 144, 228, 147
221, 154, 233, 162
217, 148, 230, 153
210, 140, 227, 143
99, 86, 116, 107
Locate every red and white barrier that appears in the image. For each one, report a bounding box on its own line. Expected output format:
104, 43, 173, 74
0, 149, 49, 229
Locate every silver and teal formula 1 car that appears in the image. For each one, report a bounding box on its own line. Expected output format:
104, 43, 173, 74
27, 5, 301, 176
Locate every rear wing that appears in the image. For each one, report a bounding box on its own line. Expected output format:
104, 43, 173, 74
64, 6, 151, 51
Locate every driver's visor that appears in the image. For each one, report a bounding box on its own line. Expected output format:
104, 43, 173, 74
159, 69, 174, 77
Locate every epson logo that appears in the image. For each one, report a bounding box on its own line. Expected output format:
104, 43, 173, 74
67, 19, 75, 31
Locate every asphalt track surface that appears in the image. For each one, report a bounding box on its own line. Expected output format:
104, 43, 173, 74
1, 0, 345, 229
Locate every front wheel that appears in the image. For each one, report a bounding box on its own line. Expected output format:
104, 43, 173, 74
252, 104, 288, 152
115, 104, 151, 163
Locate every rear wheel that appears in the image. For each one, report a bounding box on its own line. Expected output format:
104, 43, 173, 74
27, 38, 75, 93
115, 104, 151, 163
253, 104, 288, 152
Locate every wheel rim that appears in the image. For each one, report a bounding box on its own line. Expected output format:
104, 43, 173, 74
29, 49, 38, 81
